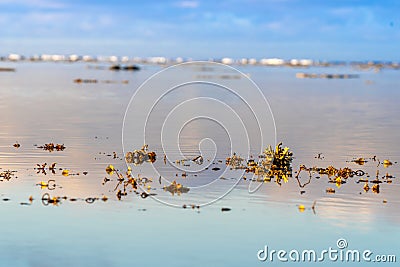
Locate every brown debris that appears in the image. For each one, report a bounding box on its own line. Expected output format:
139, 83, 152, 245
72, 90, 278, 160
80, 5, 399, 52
125, 145, 156, 165
163, 180, 190, 195
326, 188, 336, 194
37, 143, 66, 152
0, 170, 17, 181
352, 158, 367, 165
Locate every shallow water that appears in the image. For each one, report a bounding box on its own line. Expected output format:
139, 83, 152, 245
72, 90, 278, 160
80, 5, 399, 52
0, 62, 399, 266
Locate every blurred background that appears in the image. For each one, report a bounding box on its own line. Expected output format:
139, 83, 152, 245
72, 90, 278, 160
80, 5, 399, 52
1, 0, 399, 60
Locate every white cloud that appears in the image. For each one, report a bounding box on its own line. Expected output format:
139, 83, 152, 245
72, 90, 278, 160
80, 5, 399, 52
201, 12, 253, 29
263, 21, 282, 30
175, 1, 199, 8
330, 7, 355, 16
0, 0, 66, 9
26, 11, 70, 24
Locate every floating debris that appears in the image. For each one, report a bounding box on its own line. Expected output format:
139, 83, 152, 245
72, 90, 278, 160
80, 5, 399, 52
226, 142, 293, 185
37, 179, 57, 190
109, 64, 140, 71
38, 193, 108, 206
257, 143, 293, 185
103, 165, 158, 200
363, 182, 370, 192
37, 143, 66, 152
174, 157, 198, 167
85, 197, 97, 204
0, 67, 15, 72
192, 155, 204, 165
163, 180, 190, 195
247, 159, 258, 172
384, 172, 394, 179
5, 138, 396, 209
125, 145, 156, 165
35, 162, 58, 175
74, 78, 129, 84
383, 160, 393, 168
226, 153, 245, 169
116, 189, 127, 200
102, 177, 111, 185
298, 205, 305, 212
311, 201, 316, 214
41, 193, 61, 206
296, 73, 359, 79
372, 184, 380, 194
221, 207, 231, 212
13, 142, 20, 148
141, 192, 150, 199
0, 170, 17, 181
105, 165, 115, 175
326, 188, 336, 194
49, 162, 57, 171
74, 78, 97, 83
352, 158, 367, 165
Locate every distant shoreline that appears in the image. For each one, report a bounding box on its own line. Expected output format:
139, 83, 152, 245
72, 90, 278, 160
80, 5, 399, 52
1, 54, 399, 71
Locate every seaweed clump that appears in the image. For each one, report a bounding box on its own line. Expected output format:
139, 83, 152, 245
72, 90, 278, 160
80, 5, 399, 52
226, 142, 294, 185
262, 143, 293, 184
37, 143, 66, 152
125, 145, 156, 165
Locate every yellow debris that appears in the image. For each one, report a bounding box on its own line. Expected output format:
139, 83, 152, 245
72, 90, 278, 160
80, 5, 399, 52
106, 164, 115, 175
39, 181, 48, 187
383, 160, 393, 167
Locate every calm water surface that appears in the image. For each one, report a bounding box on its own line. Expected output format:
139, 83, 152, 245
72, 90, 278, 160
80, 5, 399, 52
0, 62, 399, 266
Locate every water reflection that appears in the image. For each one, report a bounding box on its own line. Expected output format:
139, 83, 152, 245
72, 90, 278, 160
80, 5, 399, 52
0, 62, 399, 266
1, 63, 399, 212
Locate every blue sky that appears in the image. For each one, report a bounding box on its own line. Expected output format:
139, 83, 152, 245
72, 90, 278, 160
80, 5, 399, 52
0, 0, 399, 60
